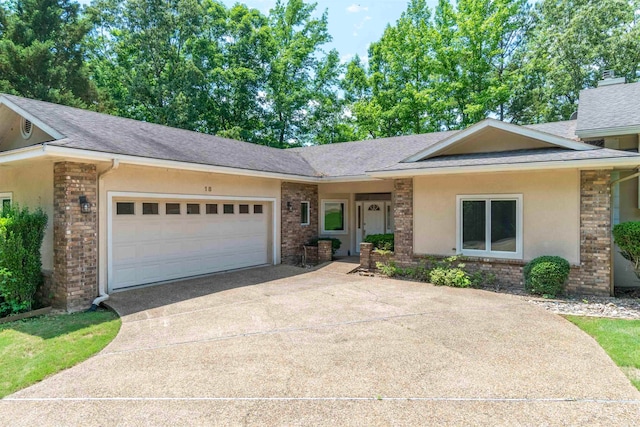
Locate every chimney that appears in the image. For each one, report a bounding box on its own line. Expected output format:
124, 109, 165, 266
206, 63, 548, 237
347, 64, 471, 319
599, 70, 626, 87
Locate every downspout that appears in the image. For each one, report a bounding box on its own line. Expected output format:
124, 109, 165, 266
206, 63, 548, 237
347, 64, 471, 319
89, 159, 120, 311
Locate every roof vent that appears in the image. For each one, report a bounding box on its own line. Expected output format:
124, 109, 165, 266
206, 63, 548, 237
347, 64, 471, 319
599, 69, 626, 87
20, 117, 33, 139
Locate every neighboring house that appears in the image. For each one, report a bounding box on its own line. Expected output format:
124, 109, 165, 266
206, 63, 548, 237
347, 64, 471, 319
1, 76, 640, 311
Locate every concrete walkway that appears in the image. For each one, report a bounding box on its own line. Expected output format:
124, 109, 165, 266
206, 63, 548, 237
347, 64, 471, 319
2, 263, 639, 425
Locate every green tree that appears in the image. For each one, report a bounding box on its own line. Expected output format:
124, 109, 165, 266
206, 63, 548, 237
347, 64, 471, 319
0, 0, 95, 106
263, 0, 338, 146
509, 0, 640, 123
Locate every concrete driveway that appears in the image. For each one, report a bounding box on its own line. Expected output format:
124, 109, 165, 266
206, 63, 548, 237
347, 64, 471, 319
2, 261, 639, 425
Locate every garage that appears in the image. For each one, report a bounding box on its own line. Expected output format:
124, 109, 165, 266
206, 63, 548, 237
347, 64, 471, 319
109, 196, 272, 291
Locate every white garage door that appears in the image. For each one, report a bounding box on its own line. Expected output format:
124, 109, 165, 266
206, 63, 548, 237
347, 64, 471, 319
110, 198, 270, 290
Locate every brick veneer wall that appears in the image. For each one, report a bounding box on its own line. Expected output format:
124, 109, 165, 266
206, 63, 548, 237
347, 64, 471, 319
361, 172, 612, 296
53, 162, 98, 312
393, 178, 413, 266
568, 170, 611, 295
281, 182, 318, 264
318, 240, 332, 263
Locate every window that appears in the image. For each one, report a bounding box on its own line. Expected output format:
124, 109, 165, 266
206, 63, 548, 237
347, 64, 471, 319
142, 203, 159, 215
386, 204, 393, 232
322, 200, 347, 233
116, 202, 135, 215
457, 195, 522, 259
166, 203, 181, 215
0, 192, 12, 212
301, 201, 310, 225
206, 204, 218, 214
239, 204, 249, 214
187, 204, 200, 215
223, 204, 234, 214
254, 204, 263, 214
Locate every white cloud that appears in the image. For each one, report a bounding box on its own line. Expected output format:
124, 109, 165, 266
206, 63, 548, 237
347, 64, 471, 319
346, 4, 368, 13
340, 53, 354, 64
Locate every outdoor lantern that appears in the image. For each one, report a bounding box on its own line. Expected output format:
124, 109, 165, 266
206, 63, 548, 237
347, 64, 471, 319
287, 201, 293, 211
79, 195, 91, 214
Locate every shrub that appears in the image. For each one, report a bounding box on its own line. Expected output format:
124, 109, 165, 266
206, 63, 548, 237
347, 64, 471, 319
308, 237, 341, 255
523, 256, 570, 298
376, 260, 399, 277
0, 205, 48, 316
612, 221, 640, 279
364, 233, 394, 251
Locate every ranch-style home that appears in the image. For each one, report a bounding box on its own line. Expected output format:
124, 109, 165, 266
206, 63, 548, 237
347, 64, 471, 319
1, 76, 640, 312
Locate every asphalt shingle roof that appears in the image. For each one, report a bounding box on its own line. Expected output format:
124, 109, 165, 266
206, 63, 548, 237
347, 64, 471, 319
576, 82, 640, 134
2, 94, 319, 177
370, 148, 640, 173
2, 94, 632, 178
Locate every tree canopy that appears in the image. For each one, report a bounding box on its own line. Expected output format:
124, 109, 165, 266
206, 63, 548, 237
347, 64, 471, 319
0, 0, 638, 145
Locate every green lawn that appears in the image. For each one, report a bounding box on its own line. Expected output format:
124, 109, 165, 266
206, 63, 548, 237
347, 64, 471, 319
565, 315, 640, 390
0, 309, 121, 398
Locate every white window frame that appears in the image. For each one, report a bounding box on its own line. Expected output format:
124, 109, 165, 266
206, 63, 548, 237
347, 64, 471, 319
0, 192, 12, 212
456, 194, 523, 260
321, 199, 348, 234
300, 201, 310, 226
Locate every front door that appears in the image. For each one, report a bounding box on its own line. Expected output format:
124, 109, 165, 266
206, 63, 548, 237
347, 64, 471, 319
355, 201, 389, 253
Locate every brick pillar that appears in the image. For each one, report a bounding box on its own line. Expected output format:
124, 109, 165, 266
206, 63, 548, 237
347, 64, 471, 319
569, 170, 611, 295
281, 182, 318, 264
318, 240, 332, 263
360, 242, 373, 269
53, 162, 98, 312
393, 178, 413, 266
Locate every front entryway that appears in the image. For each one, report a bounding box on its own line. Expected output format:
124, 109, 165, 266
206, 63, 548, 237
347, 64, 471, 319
355, 194, 393, 252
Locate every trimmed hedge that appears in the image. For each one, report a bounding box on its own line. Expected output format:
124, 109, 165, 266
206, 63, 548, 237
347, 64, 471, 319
364, 233, 394, 251
523, 256, 570, 298
307, 237, 341, 255
0, 205, 48, 316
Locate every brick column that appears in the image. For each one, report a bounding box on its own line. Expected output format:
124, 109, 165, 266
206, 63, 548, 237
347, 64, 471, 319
53, 162, 98, 312
393, 178, 414, 266
318, 240, 332, 263
568, 170, 611, 295
281, 182, 318, 264
360, 242, 373, 269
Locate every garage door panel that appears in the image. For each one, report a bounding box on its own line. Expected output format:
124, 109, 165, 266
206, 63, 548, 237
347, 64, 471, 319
111, 199, 270, 290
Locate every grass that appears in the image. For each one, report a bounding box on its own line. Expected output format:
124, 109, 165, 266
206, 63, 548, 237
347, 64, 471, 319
565, 315, 640, 390
0, 309, 121, 398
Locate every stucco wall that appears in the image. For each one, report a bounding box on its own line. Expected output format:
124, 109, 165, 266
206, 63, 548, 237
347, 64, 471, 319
98, 164, 282, 290
413, 170, 581, 264
0, 106, 53, 152
0, 160, 54, 270
318, 180, 394, 255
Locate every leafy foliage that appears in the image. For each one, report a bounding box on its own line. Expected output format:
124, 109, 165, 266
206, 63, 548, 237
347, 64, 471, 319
0, 0, 96, 106
0, 205, 48, 316
523, 255, 570, 298
613, 221, 640, 279
364, 233, 394, 251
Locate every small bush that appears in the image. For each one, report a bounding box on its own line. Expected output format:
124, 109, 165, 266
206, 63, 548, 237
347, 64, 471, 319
376, 260, 399, 277
308, 237, 341, 255
430, 266, 471, 288
613, 221, 640, 278
523, 256, 570, 298
364, 234, 394, 251
0, 205, 48, 316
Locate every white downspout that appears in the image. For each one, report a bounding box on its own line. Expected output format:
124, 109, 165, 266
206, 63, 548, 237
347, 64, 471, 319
90, 159, 120, 310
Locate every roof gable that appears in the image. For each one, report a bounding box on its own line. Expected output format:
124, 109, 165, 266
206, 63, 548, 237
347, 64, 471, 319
402, 119, 593, 162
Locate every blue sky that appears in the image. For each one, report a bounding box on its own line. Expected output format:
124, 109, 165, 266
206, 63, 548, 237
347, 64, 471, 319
220, 0, 439, 64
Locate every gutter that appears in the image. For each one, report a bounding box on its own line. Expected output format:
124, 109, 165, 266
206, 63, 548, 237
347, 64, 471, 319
89, 158, 120, 311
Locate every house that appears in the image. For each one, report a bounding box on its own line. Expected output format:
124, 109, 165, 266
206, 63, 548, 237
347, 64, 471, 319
1, 77, 639, 312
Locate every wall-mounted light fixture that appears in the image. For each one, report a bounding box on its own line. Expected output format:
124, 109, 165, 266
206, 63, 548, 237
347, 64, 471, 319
287, 201, 293, 212
79, 195, 91, 214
